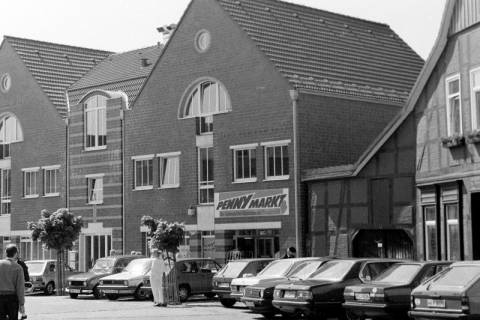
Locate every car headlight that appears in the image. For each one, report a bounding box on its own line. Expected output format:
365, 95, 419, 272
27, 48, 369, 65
297, 290, 313, 300
124, 280, 129, 286
83, 281, 87, 287
99, 280, 104, 285
274, 289, 281, 298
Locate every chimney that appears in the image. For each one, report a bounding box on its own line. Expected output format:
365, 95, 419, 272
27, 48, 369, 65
141, 58, 151, 67
157, 23, 177, 44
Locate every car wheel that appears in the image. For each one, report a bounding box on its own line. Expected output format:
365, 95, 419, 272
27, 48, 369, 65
44, 282, 55, 295
178, 285, 190, 302
92, 286, 101, 299
204, 292, 216, 299
220, 298, 236, 308
69, 293, 78, 299
106, 293, 119, 300
134, 285, 146, 301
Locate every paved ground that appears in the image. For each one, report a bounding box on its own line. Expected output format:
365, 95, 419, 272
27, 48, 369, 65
24, 293, 267, 320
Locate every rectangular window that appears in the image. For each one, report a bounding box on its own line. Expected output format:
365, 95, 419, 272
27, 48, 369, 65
424, 206, 438, 261
23, 168, 39, 198
196, 116, 213, 135
445, 203, 461, 260
44, 166, 59, 196
263, 142, 289, 180
471, 68, 480, 129
85, 96, 107, 150
159, 154, 180, 188
87, 175, 103, 204
198, 147, 214, 204
0, 169, 10, 214
446, 75, 462, 135
232, 146, 257, 182
133, 157, 153, 190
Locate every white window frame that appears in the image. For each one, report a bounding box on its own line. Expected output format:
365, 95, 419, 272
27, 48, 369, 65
445, 203, 460, 261
445, 74, 462, 136
158, 152, 181, 189
470, 67, 480, 130
198, 147, 214, 205
181, 80, 232, 118
230, 143, 258, 183
261, 140, 291, 181
0, 168, 10, 215
132, 155, 154, 191
86, 174, 104, 205
43, 165, 60, 197
423, 206, 437, 261
84, 95, 107, 151
22, 167, 39, 198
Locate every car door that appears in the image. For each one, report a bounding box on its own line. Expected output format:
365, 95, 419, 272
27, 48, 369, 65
199, 260, 221, 292
179, 260, 199, 293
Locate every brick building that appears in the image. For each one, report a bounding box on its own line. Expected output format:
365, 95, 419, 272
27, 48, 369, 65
66, 45, 162, 271
0, 36, 110, 259
125, 0, 423, 261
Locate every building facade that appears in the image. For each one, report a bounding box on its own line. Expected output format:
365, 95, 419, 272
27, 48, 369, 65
125, 0, 423, 262
0, 36, 110, 259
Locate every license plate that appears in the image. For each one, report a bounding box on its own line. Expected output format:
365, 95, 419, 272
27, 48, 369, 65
355, 293, 370, 301
218, 282, 230, 288
70, 289, 81, 293
245, 301, 255, 307
103, 290, 118, 294
284, 291, 296, 299
427, 299, 445, 308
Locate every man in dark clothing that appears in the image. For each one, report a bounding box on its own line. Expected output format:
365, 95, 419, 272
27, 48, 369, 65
0, 244, 25, 320
17, 258, 29, 282
282, 247, 296, 259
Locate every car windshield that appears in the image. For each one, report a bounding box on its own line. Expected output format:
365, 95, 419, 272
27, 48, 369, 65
287, 261, 324, 280
258, 260, 294, 277
309, 260, 355, 281
429, 266, 480, 289
25, 261, 46, 274
91, 258, 115, 273
216, 261, 249, 278
372, 264, 422, 284
124, 259, 152, 275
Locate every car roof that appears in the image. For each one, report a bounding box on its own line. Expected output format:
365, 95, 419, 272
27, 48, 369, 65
451, 261, 480, 267
25, 260, 54, 263
394, 261, 452, 266
176, 258, 217, 262
227, 258, 274, 263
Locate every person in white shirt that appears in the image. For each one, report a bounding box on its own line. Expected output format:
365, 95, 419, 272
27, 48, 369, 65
150, 249, 167, 306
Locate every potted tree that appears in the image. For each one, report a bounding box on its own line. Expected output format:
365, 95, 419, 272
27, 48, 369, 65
28, 208, 83, 296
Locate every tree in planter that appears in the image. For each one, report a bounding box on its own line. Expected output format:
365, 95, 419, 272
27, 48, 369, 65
28, 208, 83, 296
141, 215, 185, 303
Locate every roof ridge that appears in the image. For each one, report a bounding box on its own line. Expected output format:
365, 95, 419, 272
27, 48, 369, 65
228, 0, 390, 28
4, 35, 113, 54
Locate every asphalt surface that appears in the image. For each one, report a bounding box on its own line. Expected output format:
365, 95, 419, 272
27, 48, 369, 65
24, 293, 268, 320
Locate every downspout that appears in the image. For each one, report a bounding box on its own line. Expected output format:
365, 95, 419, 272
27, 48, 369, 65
65, 92, 70, 209
120, 106, 126, 255
289, 89, 301, 256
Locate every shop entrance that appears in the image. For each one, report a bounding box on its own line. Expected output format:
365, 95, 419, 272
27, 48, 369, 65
471, 193, 480, 259
233, 230, 279, 258
83, 234, 112, 271
352, 229, 414, 259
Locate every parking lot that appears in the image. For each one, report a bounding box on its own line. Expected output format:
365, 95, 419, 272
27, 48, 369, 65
24, 294, 265, 320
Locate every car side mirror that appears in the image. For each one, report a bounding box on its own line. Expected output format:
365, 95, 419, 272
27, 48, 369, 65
243, 273, 254, 278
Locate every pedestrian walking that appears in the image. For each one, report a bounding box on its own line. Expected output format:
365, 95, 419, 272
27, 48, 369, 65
281, 247, 296, 259
0, 244, 25, 320
150, 249, 167, 306
16, 255, 29, 320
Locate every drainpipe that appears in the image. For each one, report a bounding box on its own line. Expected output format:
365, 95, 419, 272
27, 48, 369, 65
120, 106, 126, 255
289, 89, 301, 256
65, 92, 70, 209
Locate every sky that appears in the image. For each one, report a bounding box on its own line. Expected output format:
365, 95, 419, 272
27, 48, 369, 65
1, 0, 446, 59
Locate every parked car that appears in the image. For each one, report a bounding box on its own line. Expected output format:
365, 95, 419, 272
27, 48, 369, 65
272, 258, 399, 318
26, 259, 80, 295
242, 257, 332, 318
66, 255, 143, 299
230, 258, 320, 303
410, 261, 480, 320
213, 258, 273, 308
344, 261, 451, 320
140, 258, 222, 302
97, 258, 152, 300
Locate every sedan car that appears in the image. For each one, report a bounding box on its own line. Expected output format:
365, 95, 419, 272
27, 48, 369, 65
272, 258, 399, 318
140, 258, 222, 302
213, 258, 273, 308
97, 258, 152, 300
410, 261, 480, 320
344, 261, 451, 320
242, 258, 332, 318
26, 260, 80, 295
66, 255, 144, 299
230, 258, 320, 303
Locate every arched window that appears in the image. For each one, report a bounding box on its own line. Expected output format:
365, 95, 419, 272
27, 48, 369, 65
84, 94, 107, 149
181, 80, 231, 118
0, 114, 23, 159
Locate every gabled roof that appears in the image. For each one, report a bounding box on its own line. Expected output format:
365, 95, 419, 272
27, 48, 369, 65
4, 36, 112, 118
302, 1, 456, 182
217, 0, 424, 104
68, 45, 163, 105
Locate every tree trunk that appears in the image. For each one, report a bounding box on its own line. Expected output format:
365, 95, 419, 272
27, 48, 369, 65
56, 249, 64, 296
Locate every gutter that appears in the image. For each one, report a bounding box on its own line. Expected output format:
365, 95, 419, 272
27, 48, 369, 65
289, 89, 301, 256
